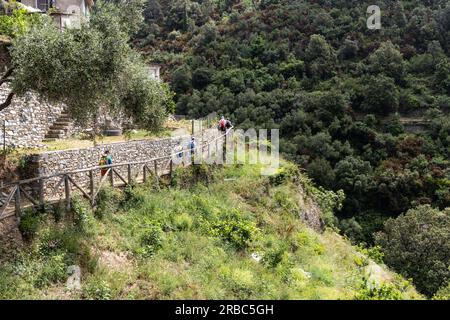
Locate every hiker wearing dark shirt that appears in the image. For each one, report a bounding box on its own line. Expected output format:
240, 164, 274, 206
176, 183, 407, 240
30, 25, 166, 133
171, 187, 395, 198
189, 137, 196, 155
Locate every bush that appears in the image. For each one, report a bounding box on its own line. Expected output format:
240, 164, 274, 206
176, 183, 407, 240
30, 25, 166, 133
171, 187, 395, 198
82, 277, 112, 300
0, 8, 45, 38
355, 279, 403, 300
122, 185, 147, 208
174, 213, 193, 231
71, 197, 94, 234
207, 211, 259, 250
268, 163, 300, 186
432, 282, 450, 300
375, 205, 450, 297
262, 244, 288, 268
95, 186, 122, 218
138, 223, 164, 257
19, 210, 42, 241
35, 253, 67, 288
356, 245, 385, 265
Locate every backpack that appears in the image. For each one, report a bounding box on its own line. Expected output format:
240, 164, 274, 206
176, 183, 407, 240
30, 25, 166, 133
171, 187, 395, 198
99, 157, 107, 166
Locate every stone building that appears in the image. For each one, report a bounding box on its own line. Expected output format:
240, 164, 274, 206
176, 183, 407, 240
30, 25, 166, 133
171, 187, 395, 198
20, 0, 93, 29
149, 65, 161, 82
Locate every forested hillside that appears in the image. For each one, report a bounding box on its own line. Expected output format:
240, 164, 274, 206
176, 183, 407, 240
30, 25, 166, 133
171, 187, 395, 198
132, 0, 450, 297
0, 161, 423, 300
135, 0, 449, 240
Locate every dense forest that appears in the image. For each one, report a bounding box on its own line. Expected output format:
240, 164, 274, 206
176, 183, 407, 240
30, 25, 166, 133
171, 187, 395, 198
133, 0, 449, 242
131, 0, 450, 296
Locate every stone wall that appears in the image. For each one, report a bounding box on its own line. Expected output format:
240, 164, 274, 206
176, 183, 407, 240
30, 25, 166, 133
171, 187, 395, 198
0, 86, 68, 148
29, 128, 222, 197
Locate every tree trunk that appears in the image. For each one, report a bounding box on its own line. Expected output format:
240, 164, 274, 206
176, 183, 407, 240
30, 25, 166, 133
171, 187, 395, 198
0, 67, 15, 111
0, 91, 14, 112
92, 113, 98, 147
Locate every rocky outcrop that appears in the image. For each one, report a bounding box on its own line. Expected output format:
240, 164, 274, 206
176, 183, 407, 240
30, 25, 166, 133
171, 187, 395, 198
298, 186, 325, 232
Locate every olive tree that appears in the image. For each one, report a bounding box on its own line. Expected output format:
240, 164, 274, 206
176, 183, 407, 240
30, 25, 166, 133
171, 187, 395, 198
2, 0, 171, 138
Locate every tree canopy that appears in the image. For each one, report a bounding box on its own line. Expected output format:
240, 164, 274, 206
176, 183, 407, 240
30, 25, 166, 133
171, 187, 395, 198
5, 0, 172, 131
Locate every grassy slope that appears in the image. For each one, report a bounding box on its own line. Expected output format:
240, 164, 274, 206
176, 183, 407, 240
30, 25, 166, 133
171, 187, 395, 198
0, 161, 421, 300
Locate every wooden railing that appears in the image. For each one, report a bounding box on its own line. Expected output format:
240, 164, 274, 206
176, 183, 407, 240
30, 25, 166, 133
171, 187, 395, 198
0, 127, 233, 221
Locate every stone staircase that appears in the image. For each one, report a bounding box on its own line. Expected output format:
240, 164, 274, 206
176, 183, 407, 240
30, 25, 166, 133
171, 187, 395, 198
44, 111, 72, 141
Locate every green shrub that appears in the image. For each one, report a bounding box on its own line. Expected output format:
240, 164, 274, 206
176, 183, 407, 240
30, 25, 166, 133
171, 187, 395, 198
36, 229, 66, 257
432, 282, 450, 300
172, 163, 216, 188
123, 185, 147, 208
82, 277, 112, 300
19, 210, 42, 241
355, 279, 403, 300
35, 227, 81, 262
309, 266, 334, 285
207, 211, 259, 250
274, 189, 298, 212
356, 245, 384, 265
375, 205, 450, 297
269, 163, 300, 186
311, 187, 344, 227
72, 197, 94, 233
228, 269, 257, 298
263, 245, 288, 268
95, 186, 122, 218
34, 253, 67, 288
174, 213, 193, 231
0, 8, 45, 38
137, 223, 164, 257
51, 201, 66, 222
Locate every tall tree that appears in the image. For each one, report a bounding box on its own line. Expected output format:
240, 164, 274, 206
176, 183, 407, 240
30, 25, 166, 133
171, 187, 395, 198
3, 0, 171, 138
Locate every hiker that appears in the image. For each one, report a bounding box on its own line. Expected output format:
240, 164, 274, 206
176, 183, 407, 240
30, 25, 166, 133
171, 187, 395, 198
218, 116, 227, 132
189, 137, 196, 156
175, 144, 183, 159
99, 150, 113, 176
225, 119, 232, 129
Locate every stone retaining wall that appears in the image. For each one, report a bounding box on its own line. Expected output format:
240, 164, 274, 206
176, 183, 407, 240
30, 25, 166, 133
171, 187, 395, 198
29, 128, 221, 197
0, 86, 69, 148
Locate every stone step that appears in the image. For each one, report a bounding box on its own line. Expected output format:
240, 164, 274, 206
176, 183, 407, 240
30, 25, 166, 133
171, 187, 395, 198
53, 121, 71, 126
49, 124, 69, 130
45, 133, 63, 139
43, 138, 58, 142
47, 129, 66, 134
58, 117, 72, 122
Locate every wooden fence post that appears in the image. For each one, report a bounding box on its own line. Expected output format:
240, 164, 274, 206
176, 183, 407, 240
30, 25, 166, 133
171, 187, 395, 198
143, 165, 147, 183
154, 160, 159, 185
89, 170, 95, 206
169, 159, 173, 181
39, 178, 45, 209
64, 175, 71, 211
110, 168, 114, 187
127, 164, 132, 185
14, 185, 21, 218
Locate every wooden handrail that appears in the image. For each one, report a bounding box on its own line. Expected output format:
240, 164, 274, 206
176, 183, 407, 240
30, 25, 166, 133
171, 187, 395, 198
0, 127, 233, 190
0, 126, 233, 219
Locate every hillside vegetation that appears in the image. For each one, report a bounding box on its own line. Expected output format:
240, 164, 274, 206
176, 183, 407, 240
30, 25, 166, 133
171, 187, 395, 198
136, 0, 450, 243
134, 0, 450, 297
0, 161, 421, 300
